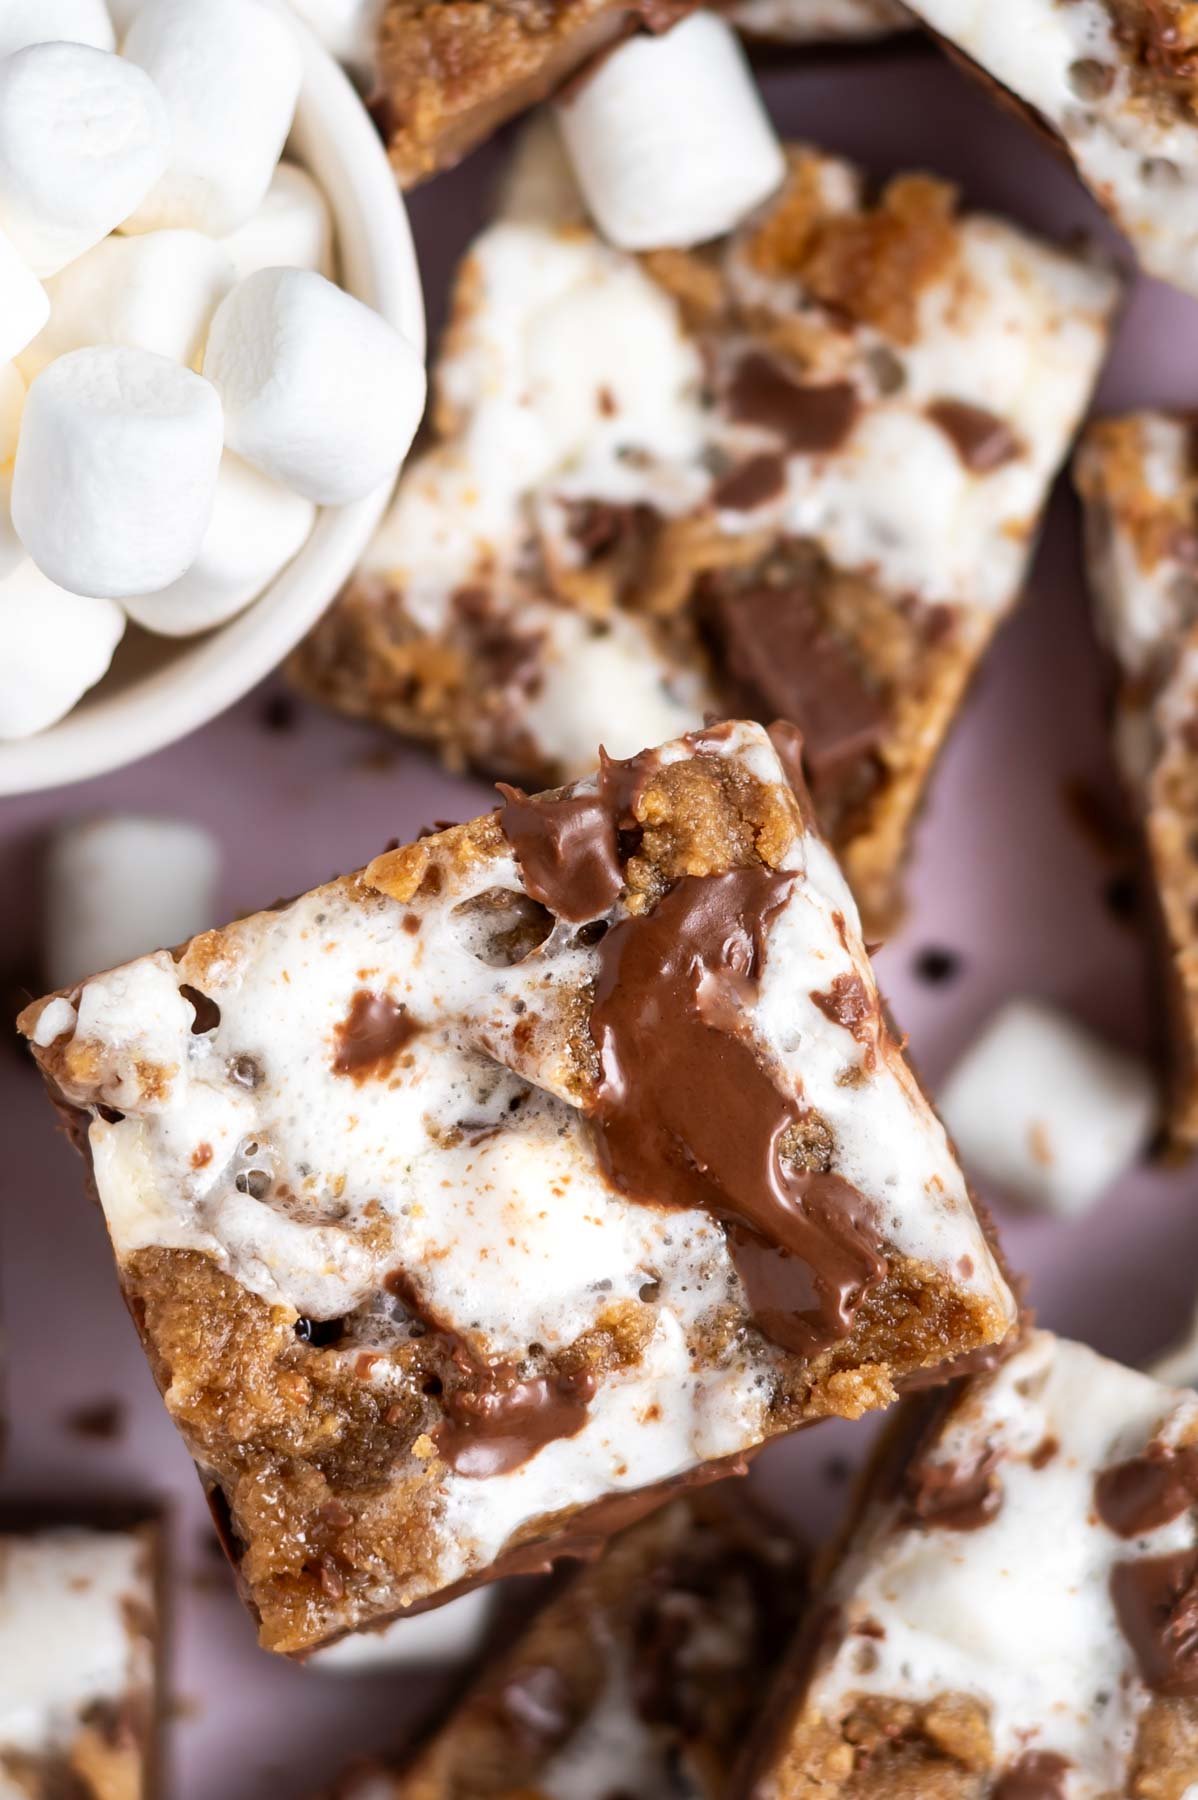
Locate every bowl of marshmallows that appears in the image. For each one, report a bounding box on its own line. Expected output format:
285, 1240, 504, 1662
0, 0, 425, 795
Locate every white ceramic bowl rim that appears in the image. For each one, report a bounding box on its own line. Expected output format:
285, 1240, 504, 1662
0, 10, 424, 797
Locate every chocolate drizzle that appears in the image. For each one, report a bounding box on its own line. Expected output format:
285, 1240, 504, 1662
904, 1444, 1002, 1531
729, 354, 859, 454
926, 400, 1022, 473
993, 1751, 1070, 1800
437, 1367, 598, 1479
1094, 1441, 1198, 1538
589, 866, 886, 1355
332, 990, 420, 1081
1110, 1548, 1198, 1696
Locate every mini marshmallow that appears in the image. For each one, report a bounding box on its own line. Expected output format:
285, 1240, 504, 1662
285, 0, 382, 84
203, 268, 425, 505
0, 560, 124, 739
123, 452, 315, 636
0, 42, 169, 277
12, 346, 224, 599
312, 1588, 491, 1672
121, 0, 303, 238
0, 228, 45, 375
555, 12, 786, 251
0, 362, 25, 580
45, 814, 221, 989
0, 0, 115, 57
18, 230, 233, 385
938, 998, 1158, 1216
220, 164, 334, 285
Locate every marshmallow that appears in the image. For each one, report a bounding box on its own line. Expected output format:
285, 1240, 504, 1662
938, 998, 1158, 1216
220, 163, 334, 285
0, 560, 124, 738
203, 268, 426, 505
18, 229, 233, 385
12, 346, 224, 599
121, 0, 303, 238
123, 452, 315, 636
0, 226, 47, 366
0, 362, 24, 579
0, 0, 115, 56
45, 814, 221, 989
285, 0, 382, 84
0, 42, 169, 277
1150, 1307, 1198, 1388
312, 1589, 491, 1672
555, 12, 786, 251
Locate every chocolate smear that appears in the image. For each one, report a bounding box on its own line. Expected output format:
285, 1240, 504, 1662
926, 400, 1022, 473
713, 452, 787, 512
437, 1367, 597, 1479
332, 989, 420, 1081
904, 1444, 1002, 1531
1095, 1441, 1198, 1538
810, 973, 874, 1042
589, 865, 887, 1355
993, 1751, 1070, 1800
1111, 1548, 1198, 1696
729, 354, 859, 455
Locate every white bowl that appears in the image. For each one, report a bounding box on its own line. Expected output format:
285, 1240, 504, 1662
0, 17, 424, 797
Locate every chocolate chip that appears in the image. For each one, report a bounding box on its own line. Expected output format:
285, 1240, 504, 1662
179, 986, 221, 1034
294, 1317, 344, 1348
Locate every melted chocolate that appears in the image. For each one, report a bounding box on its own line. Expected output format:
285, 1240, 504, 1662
437, 1367, 597, 1479
1111, 1549, 1198, 1696
729, 354, 859, 454
904, 1445, 1002, 1531
1095, 1442, 1198, 1539
926, 400, 1022, 473
810, 973, 874, 1042
332, 990, 419, 1081
498, 786, 624, 924
993, 1751, 1070, 1800
713, 452, 787, 512
590, 866, 886, 1355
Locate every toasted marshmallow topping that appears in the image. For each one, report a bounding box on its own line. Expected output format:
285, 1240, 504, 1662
0, 1527, 155, 1767
358, 136, 1116, 785
24, 722, 1011, 1615
804, 1332, 1198, 1792
907, 0, 1198, 293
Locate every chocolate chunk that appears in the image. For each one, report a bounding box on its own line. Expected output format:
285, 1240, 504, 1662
1095, 1442, 1198, 1538
728, 353, 859, 455
437, 1366, 597, 1479
926, 400, 1022, 472
904, 1445, 1002, 1531
179, 985, 220, 1034
563, 497, 659, 565
498, 786, 624, 925
589, 865, 887, 1356
713, 453, 787, 512
993, 1751, 1071, 1800
1111, 1549, 1198, 1695
332, 990, 420, 1081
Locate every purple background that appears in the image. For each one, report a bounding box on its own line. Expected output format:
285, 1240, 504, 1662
3, 41, 1198, 1798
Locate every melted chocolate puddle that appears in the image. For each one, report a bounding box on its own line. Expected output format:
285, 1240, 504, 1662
1095, 1442, 1198, 1538
437, 1368, 597, 1479
333, 990, 420, 1082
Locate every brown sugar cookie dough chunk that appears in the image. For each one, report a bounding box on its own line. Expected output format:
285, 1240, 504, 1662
292, 131, 1119, 936
0, 1512, 162, 1800
332, 1491, 805, 1798
903, 0, 1198, 295
1076, 412, 1198, 1150
739, 1330, 1198, 1799
19, 721, 1014, 1656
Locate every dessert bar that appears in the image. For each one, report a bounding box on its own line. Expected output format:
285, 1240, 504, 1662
741, 1330, 1198, 1796
1075, 411, 1198, 1149
294, 131, 1119, 935
904, 0, 1198, 294
333, 1491, 805, 1798
0, 1512, 161, 1800
20, 720, 1013, 1654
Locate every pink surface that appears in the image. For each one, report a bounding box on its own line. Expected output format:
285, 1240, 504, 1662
3, 40, 1198, 1798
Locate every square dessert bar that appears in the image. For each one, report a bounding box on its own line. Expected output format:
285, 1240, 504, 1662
333, 1491, 806, 1799
293, 133, 1119, 936
375, 0, 908, 183
1075, 412, 1198, 1148
740, 1330, 1198, 1798
904, 0, 1198, 295
20, 721, 1013, 1655
0, 1513, 161, 1800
